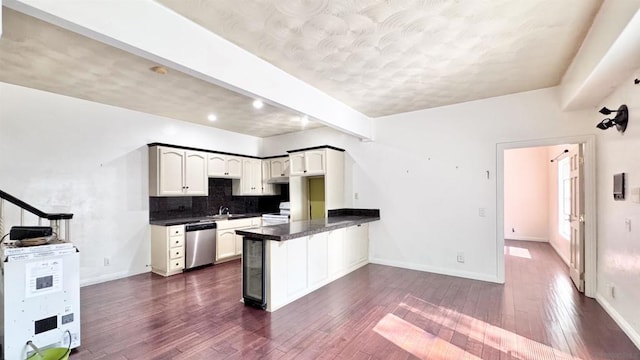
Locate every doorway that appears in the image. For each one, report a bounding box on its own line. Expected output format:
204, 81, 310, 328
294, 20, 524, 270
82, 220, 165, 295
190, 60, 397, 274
308, 177, 326, 220
496, 135, 596, 298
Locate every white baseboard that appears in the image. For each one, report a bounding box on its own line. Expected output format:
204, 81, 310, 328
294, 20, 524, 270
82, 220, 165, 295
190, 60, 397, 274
369, 257, 500, 284
80, 268, 150, 287
505, 236, 547, 242
596, 293, 640, 351
548, 240, 570, 267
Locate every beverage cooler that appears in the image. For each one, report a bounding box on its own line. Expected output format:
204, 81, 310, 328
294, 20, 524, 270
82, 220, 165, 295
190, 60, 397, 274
242, 237, 266, 309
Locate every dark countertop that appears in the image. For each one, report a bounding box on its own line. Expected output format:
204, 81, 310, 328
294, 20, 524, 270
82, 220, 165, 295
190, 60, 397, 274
235, 215, 380, 241
150, 213, 264, 226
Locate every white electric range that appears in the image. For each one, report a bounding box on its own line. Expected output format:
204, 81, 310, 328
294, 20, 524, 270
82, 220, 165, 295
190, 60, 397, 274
261, 202, 290, 225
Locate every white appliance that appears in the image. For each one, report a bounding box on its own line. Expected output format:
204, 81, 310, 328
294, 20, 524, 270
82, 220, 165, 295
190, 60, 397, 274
0, 241, 81, 359
261, 202, 290, 225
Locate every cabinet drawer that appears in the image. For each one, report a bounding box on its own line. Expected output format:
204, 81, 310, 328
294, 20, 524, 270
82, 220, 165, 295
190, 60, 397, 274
169, 247, 184, 260
169, 258, 184, 271
168, 225, 184, 237
169, 236, 184, 249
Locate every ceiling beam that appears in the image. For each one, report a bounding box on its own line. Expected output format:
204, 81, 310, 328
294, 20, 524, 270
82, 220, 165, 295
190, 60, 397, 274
4, 0, 374, 140
560, 1, 640, 110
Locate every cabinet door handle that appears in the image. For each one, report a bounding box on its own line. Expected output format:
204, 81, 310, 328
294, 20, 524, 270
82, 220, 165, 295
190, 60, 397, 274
304, 170, 307, 173
175, 240, 179, 244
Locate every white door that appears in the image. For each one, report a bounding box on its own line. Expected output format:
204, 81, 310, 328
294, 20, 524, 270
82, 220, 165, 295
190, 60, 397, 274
569, 144, 585, 292
271, 158, 286, 178
226, 157, 243, 178
305, 150, 325, 175
207, 154, 226, 177
216, 230, 236, 261
289, 153, 306, 176
262, 160, 275, 195
159, 148, 185, 195
184, 151, 207, 195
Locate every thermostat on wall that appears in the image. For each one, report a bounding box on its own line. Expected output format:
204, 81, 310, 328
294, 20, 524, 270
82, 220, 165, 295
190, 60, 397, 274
613, 173, 625, 200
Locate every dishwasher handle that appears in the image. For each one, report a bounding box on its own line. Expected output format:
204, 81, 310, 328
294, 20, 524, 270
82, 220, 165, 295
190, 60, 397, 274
185, 222, 217, 232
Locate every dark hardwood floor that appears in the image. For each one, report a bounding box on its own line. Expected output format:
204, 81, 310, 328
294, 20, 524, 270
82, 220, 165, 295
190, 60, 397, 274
72, 240, 639, 359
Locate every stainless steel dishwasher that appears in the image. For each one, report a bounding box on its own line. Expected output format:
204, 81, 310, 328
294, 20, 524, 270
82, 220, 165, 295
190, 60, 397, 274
185, 221, 217, 269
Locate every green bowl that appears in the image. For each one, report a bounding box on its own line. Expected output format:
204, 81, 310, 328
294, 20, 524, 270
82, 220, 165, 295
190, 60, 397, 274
26, 347, 69, 360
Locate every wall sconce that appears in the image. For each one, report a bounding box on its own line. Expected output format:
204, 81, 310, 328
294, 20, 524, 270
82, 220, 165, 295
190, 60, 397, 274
596, 104, 628, 133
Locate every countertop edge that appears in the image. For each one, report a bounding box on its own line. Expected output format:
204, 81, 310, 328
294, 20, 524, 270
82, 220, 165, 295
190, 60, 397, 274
150, 213, 264, 226
236, 216, 380, 241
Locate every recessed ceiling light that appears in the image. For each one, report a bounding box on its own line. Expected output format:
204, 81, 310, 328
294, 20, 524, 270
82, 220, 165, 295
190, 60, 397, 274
149, 65, 168, 75
207, 114, 218, 122
252, 99, 264, 109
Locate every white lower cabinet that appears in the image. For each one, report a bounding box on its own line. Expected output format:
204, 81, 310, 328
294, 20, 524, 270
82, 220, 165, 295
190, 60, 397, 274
216, 217, 261, 262
216, 229, 236, 261
150, 225, 185, 277
286, 236, 309, 297
265, 223, 369, 312
327, 228, 345, 278
345, 223, 369, 269
308, 233, 329, 287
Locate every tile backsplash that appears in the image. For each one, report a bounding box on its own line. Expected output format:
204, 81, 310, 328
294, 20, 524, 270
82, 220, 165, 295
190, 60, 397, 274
149, 178, 289, 221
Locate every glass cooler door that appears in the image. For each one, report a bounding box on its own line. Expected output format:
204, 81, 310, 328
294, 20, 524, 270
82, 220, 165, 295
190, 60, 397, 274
243, 237, 266, 309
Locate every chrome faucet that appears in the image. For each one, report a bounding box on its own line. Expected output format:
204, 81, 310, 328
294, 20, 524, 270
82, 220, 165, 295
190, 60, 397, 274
218, 206, 229, 215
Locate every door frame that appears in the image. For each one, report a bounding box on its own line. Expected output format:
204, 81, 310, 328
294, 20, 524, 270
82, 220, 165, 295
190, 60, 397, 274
496, 134, 596, 298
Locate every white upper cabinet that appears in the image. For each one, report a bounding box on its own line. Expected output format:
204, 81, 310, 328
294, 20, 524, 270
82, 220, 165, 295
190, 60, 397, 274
233, 158, 262, 195
270, 157, 290, 178
157, 148, 184, 196
207, 154, 242, 178
305, 150, 325, 175
184, 151, 208, 195
262, 160, 277, 195
149, 146, 208, 196
289, 149, 326, 176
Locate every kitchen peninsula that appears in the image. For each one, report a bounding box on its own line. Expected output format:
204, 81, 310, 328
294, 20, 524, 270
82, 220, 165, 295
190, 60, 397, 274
236, 209, 380, 312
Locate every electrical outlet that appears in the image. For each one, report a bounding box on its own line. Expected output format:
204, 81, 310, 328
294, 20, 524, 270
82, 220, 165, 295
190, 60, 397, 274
625, 218, 631, 232
354, 192, 359, 200
478, 208, 486, 217
457, 252, 465, 263
104, 257, 110, 266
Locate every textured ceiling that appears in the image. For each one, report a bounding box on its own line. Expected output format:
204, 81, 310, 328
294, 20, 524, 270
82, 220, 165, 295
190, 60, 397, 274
157, 0, 602, 117
0, 8, 323, 138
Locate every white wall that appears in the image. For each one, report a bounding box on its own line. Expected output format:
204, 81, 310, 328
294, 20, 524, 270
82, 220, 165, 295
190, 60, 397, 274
264, 87, 595, 282
503, 147, 549, 241
593, 71, 640, 348
0, 82, 262, 285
